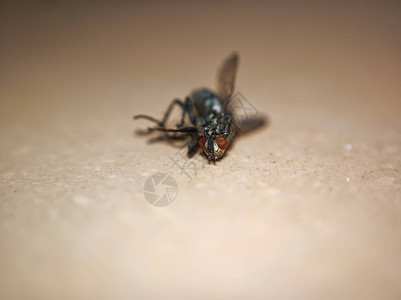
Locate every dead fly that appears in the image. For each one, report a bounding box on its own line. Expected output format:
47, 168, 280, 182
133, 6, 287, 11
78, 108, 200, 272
134, 52, 265, 163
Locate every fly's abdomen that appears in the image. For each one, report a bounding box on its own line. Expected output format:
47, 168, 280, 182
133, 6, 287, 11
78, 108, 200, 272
191, 88, 224, 117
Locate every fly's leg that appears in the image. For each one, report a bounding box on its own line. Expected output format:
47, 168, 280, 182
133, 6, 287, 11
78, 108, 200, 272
161, 97, 196, 127
147, 127, 197, 134
133, 114, 163, 127
145, 126, 197, 140
185, 97, 197, 126
186, 135, 200, 157
134, 98, 189, 139
134, 99, 185, 127
162, 99, 187, 128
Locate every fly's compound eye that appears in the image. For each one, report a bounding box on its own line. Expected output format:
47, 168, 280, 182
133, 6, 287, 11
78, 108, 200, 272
199, 137, 207, 151
215, 136, 228, 150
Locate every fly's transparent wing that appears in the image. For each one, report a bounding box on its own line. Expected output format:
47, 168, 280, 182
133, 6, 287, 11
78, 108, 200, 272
235, 115, 268, 135
217, 52, 239, 103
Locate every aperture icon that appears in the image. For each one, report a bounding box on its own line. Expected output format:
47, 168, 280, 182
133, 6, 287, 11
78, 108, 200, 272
143, 172, 178, 207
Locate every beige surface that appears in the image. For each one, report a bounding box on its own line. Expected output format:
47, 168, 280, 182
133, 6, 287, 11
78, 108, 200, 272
1, 1, 400, 299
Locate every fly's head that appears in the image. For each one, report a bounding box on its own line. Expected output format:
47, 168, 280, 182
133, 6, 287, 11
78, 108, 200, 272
198, 112, 235, 163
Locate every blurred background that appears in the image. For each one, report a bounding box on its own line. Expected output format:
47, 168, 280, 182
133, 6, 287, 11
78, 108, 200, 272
0, 1, 400, 299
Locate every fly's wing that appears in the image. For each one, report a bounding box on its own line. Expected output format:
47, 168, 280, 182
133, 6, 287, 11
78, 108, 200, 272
235, 115, 268, 136
217, 52, 239, 103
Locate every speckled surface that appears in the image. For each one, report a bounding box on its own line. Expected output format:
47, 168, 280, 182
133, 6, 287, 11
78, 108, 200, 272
1, 1, 400, 299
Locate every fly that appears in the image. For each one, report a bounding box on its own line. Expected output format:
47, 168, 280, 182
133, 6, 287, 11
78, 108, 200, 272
134, 52, 265, 163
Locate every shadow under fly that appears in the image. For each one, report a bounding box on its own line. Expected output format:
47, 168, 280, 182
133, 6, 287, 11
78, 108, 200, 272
134, 52, 267, 164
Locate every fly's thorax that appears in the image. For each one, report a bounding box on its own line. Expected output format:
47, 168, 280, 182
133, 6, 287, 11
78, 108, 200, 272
191, 88, 224, 117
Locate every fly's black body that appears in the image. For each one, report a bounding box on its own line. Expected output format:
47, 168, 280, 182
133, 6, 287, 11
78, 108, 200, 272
134, 52, 264, 163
